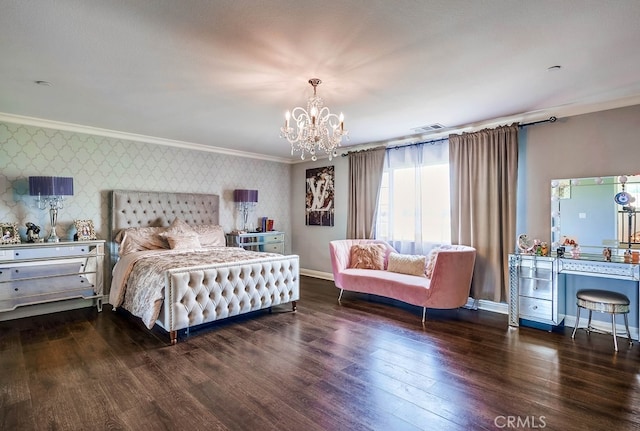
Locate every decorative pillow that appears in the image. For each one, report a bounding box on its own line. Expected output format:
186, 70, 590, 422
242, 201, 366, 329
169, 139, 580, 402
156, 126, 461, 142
425, 245, 453, 278
387, 253, 427, 277
348, 243, 386, 270
191, 224, 226, 247
115, 226, 169, 256
164, 217, 196, 236
163, 233, 202, 250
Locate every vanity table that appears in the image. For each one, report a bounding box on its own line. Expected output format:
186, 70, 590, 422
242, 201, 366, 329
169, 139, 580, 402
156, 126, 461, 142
510, 174, 640, 336
509, 253, 640, 332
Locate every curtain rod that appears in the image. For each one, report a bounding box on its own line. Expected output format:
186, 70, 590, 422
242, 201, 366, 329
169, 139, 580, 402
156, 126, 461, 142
342, 116, 557, 156
519, 116, 557, 128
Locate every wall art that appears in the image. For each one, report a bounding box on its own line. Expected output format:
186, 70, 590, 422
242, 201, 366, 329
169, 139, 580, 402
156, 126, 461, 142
306, 165, 334, 226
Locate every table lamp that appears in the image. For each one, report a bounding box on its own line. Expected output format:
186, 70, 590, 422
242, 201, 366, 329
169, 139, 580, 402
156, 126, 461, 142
29, 176, 74, 242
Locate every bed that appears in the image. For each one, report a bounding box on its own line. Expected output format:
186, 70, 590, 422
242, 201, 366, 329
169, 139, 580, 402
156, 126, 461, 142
108, 189, 300, 344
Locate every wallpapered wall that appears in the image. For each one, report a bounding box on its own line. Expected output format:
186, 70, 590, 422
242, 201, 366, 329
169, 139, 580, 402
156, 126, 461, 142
0, 121, 292, 251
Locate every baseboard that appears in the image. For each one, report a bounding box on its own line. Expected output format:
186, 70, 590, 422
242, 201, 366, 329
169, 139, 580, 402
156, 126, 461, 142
300, 269, 510, 315
300, 269, 334, 280
563, 315, 639, 341
464, 298, 508, 315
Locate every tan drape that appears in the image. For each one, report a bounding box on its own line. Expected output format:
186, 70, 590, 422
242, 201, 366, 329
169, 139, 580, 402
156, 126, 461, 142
449, 124, 518, 302
347, 147, 386, 239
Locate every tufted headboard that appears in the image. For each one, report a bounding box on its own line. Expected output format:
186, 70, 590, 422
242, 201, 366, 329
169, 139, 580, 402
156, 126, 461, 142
109, 189, 220, 261
111, 189, 220, 234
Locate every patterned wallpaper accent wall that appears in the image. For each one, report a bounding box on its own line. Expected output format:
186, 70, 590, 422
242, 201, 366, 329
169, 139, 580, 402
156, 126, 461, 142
0, 121, 292, 251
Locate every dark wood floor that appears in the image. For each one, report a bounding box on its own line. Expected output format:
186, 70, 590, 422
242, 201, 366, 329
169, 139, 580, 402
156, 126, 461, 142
1, 276, 640, 431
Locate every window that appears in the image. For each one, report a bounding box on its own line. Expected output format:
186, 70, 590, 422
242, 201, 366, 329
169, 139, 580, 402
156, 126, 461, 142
376, 142, 450, 254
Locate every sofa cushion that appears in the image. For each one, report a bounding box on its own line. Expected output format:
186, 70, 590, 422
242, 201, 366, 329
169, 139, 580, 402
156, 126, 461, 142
387, 253, 427, 277
348, 243, 386, 270
340, 268, 431, 305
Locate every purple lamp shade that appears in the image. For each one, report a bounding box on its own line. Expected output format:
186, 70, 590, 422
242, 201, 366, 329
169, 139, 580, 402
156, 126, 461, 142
233, 189, 258, 203
29, 176, 74, 197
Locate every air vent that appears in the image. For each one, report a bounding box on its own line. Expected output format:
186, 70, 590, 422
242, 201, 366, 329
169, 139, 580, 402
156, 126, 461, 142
411, 123, 446, 132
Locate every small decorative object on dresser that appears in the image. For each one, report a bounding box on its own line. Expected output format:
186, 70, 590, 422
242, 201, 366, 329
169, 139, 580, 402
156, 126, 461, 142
25, 222, 43, 243
0, 223, 20, 245
74, 219, 97, 241
602, 247, 612, 262
516, 233, 534, 254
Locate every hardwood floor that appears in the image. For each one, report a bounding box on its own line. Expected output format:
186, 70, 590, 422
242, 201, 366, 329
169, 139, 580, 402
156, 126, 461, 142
1, 276, 639, 430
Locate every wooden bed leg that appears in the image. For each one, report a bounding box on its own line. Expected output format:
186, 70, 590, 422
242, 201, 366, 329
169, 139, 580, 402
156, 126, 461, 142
292, 301, 297, 312
170, 331, 177, 345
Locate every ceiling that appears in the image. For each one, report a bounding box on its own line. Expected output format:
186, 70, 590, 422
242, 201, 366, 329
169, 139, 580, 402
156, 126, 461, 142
2, 0, 640, 162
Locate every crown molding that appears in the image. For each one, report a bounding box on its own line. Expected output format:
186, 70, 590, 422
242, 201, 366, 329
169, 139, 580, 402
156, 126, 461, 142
3, 93, 640, 165
0, 112, 294, 164
340, 93, 640, 153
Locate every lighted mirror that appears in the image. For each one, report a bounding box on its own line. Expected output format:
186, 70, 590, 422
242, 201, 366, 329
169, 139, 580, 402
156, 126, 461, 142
550, 175, 640, 255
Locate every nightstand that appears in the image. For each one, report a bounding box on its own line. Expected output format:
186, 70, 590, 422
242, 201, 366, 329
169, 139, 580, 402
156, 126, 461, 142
226, 231, 285, 254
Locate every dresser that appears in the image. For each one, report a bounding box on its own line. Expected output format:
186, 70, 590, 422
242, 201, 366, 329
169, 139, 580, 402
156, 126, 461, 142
0, 240, 105, 317
226, 231, 285, 254
508, 254, 565, 329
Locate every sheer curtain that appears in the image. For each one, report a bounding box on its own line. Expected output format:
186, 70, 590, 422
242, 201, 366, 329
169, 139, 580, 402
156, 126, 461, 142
346, 147, 386, 239
378, 141, 449, 254
449, 124, 519, 302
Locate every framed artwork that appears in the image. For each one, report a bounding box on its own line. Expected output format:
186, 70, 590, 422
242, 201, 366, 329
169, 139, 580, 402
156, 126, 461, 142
0, 223, 21, 244
305, 165, 335, 226
74, 219, 97, 241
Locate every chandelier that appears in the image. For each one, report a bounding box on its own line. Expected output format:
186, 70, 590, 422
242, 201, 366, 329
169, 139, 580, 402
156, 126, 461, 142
280, 78, 348, 161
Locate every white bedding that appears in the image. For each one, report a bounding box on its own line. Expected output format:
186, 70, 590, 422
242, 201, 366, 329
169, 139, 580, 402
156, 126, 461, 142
110, 247, 281, 329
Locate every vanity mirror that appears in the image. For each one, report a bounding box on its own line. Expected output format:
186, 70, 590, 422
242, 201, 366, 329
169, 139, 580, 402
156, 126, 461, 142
551, 175, 640, 255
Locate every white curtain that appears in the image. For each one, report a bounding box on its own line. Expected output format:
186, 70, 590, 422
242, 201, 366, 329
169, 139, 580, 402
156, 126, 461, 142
381, 141, 449, 255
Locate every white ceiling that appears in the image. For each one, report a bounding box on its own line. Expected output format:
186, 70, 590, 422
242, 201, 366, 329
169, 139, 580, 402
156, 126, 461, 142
2, 0, 640, 162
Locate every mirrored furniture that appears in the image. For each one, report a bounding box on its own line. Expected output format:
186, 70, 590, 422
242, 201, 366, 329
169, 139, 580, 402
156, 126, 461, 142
0, 240, 105, 317
550, 174, 640, 255
226, 231, 285, 254
509, 254, 564, 329
510, 174, 640, 336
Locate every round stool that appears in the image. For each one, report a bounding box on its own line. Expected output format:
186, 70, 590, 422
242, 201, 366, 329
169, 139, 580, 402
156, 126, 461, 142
571, 289, 632, 351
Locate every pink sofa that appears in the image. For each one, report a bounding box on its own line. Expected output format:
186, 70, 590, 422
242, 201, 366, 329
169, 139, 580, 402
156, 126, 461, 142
329, 239, 476, 322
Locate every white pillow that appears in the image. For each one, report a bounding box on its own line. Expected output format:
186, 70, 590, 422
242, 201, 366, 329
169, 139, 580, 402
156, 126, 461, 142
387, 252, 427, 277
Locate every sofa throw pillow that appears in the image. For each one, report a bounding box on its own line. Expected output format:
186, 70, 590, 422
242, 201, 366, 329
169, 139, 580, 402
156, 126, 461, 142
387, 252, 427, 277
425, 245, 454, 278
348, 243, 386, 270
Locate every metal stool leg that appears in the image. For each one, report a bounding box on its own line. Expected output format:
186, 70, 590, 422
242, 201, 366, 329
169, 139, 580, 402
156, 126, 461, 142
612, 313, 619, 351
624, 313, 633, 346
572, 307, 581, 339
587, 310, 593, 333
